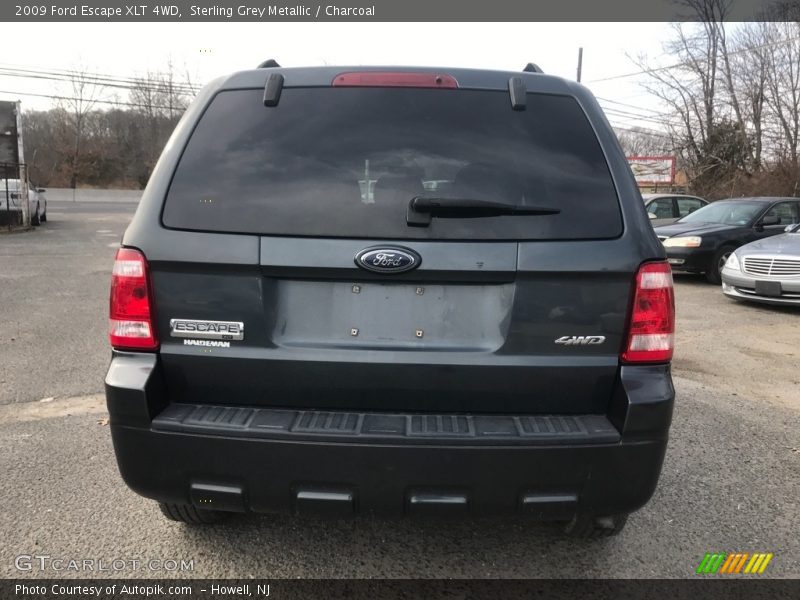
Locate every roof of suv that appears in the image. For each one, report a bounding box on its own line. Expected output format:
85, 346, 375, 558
214, 65, 585, 96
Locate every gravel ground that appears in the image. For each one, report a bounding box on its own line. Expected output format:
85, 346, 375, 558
0, 198, 134, 405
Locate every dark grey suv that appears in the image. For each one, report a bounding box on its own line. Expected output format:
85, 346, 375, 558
105, 64, 675, 537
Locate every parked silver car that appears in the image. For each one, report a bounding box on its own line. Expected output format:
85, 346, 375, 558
29, 185, 47, 225
1, 178, 47, 225
721, 223, 800, 306
642, 193, 707, 227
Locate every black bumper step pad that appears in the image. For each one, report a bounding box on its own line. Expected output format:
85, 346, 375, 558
153, 403, 620, 446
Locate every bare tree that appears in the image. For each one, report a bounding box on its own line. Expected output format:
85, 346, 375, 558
21, 61, 197, 190
632, 3, 800, 198
20, 110, 59, 185
632, 21, 728, 194
762, 22, 800, 166
631, 1, 767, 197
729, 22, 769, 169
615, 127, 674, 157
58, 67, 102, 189
128, 61, 195, 186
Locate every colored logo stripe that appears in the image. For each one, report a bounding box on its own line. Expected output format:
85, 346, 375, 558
723, 553, 749, 574
696, 553, 726, 574
698, 552, 773, 574
745, 553, 773, 574
719, 553, 736, 573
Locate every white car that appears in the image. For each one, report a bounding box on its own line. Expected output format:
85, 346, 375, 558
29, 185, 47, 225
1, 178, 46, 225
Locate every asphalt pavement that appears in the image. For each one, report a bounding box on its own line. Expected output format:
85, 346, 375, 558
0, 198, 136, 405
0, 198, 798, 579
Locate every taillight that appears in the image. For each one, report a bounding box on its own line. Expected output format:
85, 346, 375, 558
332, 72, 459, 88
621, 261, 675, 363
109, 247, 158, 351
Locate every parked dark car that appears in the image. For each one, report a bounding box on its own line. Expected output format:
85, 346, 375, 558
722, 223, 800, 306
654, 197, 800, 283
642, 193, 707, 227
105, 63, 675, 537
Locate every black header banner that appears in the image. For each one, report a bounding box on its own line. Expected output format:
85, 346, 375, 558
4, 0, 797, 22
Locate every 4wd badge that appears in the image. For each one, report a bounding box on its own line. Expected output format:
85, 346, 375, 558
555, 335, 606, 346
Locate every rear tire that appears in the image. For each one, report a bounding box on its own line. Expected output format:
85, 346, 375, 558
705, 246, 734, 285
159, 502, 226, 524
40, 211, 46, 222
31, 204, 40, 226
564, 513, 628, 538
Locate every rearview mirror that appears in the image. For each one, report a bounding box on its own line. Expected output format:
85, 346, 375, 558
37, 188, 46, 193
648, 212, 657, 220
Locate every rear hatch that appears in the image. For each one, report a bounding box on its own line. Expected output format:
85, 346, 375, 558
149, 76, 633, 415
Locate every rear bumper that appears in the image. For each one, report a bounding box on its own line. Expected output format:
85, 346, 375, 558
105, 353, 674, 518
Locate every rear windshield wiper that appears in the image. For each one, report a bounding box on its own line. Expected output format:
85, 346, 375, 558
407, 196, 560, 227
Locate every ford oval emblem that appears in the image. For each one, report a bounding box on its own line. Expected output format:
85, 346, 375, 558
355, 246, 421, 274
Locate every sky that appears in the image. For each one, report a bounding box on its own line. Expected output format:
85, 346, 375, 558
0, 22, 679, 134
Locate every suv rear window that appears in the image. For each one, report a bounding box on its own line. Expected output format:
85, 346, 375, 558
163, 87, 621, 240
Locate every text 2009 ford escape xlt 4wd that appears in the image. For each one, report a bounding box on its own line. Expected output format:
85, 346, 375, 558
105, 63, 675, 537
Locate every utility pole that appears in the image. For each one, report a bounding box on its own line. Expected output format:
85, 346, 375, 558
577, 47, 583, 83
